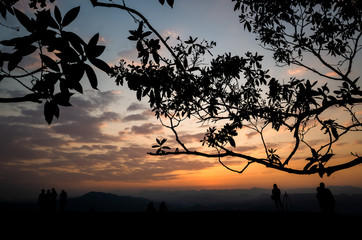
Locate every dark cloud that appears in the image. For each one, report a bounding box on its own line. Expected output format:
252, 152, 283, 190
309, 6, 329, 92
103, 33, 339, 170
0, 89, 218, 199
126, 102, 147, 111
175, 132, 206, 144
50, 111, 121, 143
245, 131, 259, 139
72, 144, 119, 151
235, 145, 259, 152
122, 110, 153, 122
130, 123, 163, 135
122, 113, 148, 122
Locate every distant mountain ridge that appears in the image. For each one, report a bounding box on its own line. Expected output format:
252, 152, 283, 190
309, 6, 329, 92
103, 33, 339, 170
1, 186, 362, 215
66, 191, 151, 212
134, 186, 362, 214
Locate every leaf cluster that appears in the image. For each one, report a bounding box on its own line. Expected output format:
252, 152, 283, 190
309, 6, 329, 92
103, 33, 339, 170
152, 138, 171, 154
304, 148, 334, 177
0, 2, 111, 124
233, 0, 362, 66
128, 22, 161, 66
112, 0, 362, 176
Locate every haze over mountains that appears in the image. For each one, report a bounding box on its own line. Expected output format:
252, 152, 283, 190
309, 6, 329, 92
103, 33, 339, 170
1, 186, 362, 215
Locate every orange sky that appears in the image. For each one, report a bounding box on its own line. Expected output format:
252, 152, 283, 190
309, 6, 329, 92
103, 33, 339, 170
0, 0, 361, 200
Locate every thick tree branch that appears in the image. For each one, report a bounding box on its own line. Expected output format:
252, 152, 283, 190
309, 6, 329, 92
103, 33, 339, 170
0, 94, 42, 103
148, 150, 362, 176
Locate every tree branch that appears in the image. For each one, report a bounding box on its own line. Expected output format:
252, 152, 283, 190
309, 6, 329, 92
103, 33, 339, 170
0, 94, 42, 103
148, 150, 362, 176
90, 0, 184, 72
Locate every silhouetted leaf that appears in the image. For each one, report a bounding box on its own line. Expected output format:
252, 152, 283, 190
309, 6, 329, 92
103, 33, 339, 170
68, 63, 85, 84
54, 6, 62, 25
142, 31, 152, 38
166, 0, 174, 8
53, 92, 73, 107
244, 21, 251, 32
318, 163, 325, 178
44, 101, 53, 124
40, 54, 60, 72
62, 6, 80, 27
152, 52, 160, 64
311, 148, 318, 158
331, 127, 339, 140
88, 33, 99, 47
62, 31, 85, 55
72, 81, 83, 94
89, 58, 112, 74
303, 161, 315, 172
160, 138, 167, 145
7, 53, 21, 71
137, 88, 142, 101
128, 35, 139, 41
44, 100, 59, 125
309, 164, 318, 172
319, 154, 334, 163
229, 137, 236, 148
84, 64, 98, 90
14, 8, 34, 32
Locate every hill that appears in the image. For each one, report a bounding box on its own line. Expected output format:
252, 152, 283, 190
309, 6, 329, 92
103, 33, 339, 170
0, 191, 152, 212
1, 186, 362, 215
66, 191, 150, 212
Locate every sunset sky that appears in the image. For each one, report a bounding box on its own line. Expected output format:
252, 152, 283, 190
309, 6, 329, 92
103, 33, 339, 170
1, 0, 362, 200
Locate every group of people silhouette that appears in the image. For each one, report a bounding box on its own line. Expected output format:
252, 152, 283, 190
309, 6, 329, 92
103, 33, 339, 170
38, 188, 67, 213
271, 182, 335, 213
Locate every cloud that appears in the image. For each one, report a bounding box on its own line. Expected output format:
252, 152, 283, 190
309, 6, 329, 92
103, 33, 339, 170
122, 110, 153, 122
130, 123, 163, 135
175, 132, 205, 144
126, 102, 147, 111
287, 67, 304, 75
235, 145, 259, 152
245, 131, 259, 139
161, 29, 180, 40
0, 88, 218, 199
122, 113, 148, 122
72, 144, 119, 151
117, 48, 139, 63
326, 71, 339, 77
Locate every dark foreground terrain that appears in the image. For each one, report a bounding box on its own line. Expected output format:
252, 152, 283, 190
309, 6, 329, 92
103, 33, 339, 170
1, 211, 360, 238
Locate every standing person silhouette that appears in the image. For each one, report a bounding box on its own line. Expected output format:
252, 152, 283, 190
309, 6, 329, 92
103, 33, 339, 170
59, 190, 67, 212
38, 189, 47, 213
159, 201, 168, 213
316, 182, 335, 214
50, 188, 57, 212
271, 184, 284, 212
147, 202, 156, 214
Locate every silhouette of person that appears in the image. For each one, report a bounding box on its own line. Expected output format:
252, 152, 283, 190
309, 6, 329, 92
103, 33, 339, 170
159, 201, 168, 213
59, 190, 67, 212
50, 188, 57, 212
46, 189, 51, 212
147, 202, 156, 214
271, 184, 284, 212
316, 182, 335, 214
38, 189, 47, 213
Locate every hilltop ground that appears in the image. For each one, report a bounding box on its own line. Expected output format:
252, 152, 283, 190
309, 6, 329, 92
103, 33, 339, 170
1, 211, 360, 238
